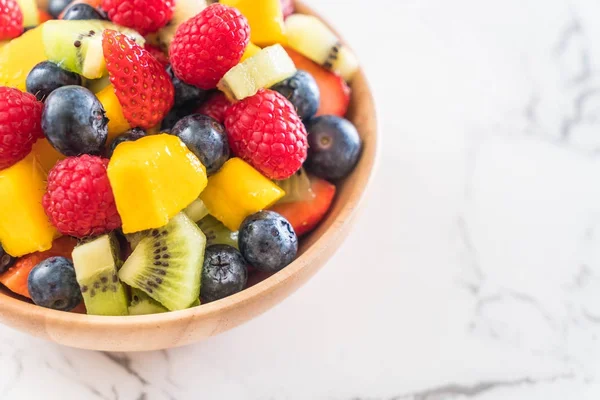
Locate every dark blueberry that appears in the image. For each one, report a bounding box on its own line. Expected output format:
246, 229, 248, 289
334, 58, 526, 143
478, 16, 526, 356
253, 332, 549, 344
106, 128, 146, 158
167, 65, 209, 107
62, 3, 105, 20
304, 115, 362, 180
0, 244, 16, 275
238, 211, 298, 272
160, 102, 198, 131
27, 257, 82, 311
42, 86, 108, 156
171, 114, 230, 174
26, 61, 83, 102
271, 70, 320, 120
48, 0, 74, 18
201, 245, 248, 302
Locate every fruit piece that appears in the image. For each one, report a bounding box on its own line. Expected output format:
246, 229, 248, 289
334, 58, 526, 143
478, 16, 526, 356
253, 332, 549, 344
86, 75, 110, 93
238, 211, 297, 272
103, 29, 174, 129
169, 4, 250, 90
128, 288, 167, 315
240, 42, 261, 62
28, 257, 82, 311
171, 114, 230, 175
200, 157, 285, 231
274, 168, 315, 204
0, 0, 24, 40
0, 236, 77, 298
62, 3, 105, 20
49, 0, 75, 18
184, 198, 209, 222
95, 83, 130, 142
0, 245, 16, 274
0, 87, 44, 169
42, 85, 108, 156
38, 9, 53, 23
16, 0, 39, 27
108, 134, 208, 233
42, 20, 145, 79
195, 92, 230, 124
271, 69, 319, 120
224, 89, 307, 180
166, 64, 208, 107
285, 47, 350, 117
145, 43, 169, 68
0, 25, 46, 90
118, 212, 206, 311
271, 176, 336, 236
102, 0, 174, 36
220, 0, 285, 46
197, 215, 238, 249
201, 244, 247, 302
218, 44, 296, 101
43, 155, 122, 237
159, 102, 197, 131
280, 0, 293, 18
0, 154, 58, 256
26, 61, 83, 101
105, 127, 145, 158
72, 234, 129, 316
285, 14, 358, 82
31, 138, 67, 172
57, 0, 102, 18
156, 0, 207, 49
305, 115, 362, 180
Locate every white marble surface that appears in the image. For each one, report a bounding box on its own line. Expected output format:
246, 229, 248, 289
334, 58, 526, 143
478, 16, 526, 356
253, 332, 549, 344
4, 0, 600, 398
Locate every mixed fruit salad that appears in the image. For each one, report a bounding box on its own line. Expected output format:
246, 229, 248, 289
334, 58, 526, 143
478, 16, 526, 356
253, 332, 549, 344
0, 0, 363, 315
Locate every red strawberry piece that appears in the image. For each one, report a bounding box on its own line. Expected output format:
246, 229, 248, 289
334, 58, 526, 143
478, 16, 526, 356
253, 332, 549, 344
101, 0, 174, 36
0, 87, 44, 170
284, 47, 350, 117
195, 92, 231, 124
43, 155, 122, 238
144, 43, 169, 68
224, 89, 308, 180
281, 0, 294, 18
170, 3, 250, 90
0, 0, 23, 40
102, 29, 174, 129
270, 177, 336, 236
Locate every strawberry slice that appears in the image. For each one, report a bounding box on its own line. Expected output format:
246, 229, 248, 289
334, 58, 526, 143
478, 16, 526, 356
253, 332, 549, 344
284, 47, 350, 117
270, 177, 336, 236
102, 29, 174, 129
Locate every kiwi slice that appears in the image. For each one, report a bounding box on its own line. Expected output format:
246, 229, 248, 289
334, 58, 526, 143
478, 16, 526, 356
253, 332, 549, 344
274, 168, 315, 204
128, 288, 168, 315
198, 215, 239, 249
71, 234, 129, 316
118, 213, 206, 311
184, 198, 209, 222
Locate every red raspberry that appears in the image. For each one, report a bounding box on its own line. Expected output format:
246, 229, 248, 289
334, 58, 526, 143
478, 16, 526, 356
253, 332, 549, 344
224, 89, 308, 180
196, 92, 231, 124
101, 0, 174, 36
43, 155, 122, 238
281, 0, 294, 18
103, 29, 174, 129
170, 4, 250, 90
0, 0, 23, 40
144, 43, 169, 68
0, 87, 44, 170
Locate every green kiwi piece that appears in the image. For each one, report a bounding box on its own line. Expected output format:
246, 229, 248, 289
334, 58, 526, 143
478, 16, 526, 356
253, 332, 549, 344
197, 215, 239, 249
71, 234, 129, 316
274, 168, 315, 204
118, 213, 206, 311
184, 198, 209, 222
128, 289, 168, 315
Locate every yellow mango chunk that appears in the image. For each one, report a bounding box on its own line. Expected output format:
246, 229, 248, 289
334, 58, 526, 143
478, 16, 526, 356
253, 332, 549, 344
0, 24, 47, 90
96, 84, 130, 144
108, 134, 208, 233
0, 154, 59, 256
241, 42, 261, 62
200, 158, 285, 231
31, 139, 66, 173
220, 0, 286, 46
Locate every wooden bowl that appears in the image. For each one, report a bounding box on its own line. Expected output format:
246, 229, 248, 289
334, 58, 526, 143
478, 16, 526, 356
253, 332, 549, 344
0, 1, 378, 351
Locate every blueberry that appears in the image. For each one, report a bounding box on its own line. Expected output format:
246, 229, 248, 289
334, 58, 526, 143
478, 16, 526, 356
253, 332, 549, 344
26, 61, 83, 102
304, 115, 362, 180
62, 3, 105, 20
201, 245, 248, 302
271, 70, 320, 120
48, 0, 74, 18
0, 245, 15, 275
28, 257, 82, 311
171, 114, 230, 174
160, 102, 198, 131
167, 65, 209, 108
238, 211, 298, 272
42, 86, 108, 156
106, 128, 146, 158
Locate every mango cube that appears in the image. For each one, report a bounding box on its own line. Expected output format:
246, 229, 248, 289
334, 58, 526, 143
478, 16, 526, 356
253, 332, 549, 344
0, 24, 47, 90
200, 158, 285, 231
96, 84, 130, 144
241, 42, 261, 62
220, 0, 286, 46
31, 139, 66, 173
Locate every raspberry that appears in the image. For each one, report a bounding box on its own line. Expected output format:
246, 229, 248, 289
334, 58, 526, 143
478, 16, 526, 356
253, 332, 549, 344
196, 92, 231, 124
101, 0, 174, 36
0, 87, 44, 170
0, 0, 23, 40
224, 89, 308, 180
43, 155, 122, 238
144, 43, 169, 68
103, 29, 174, 129
170, 4, 250, 90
